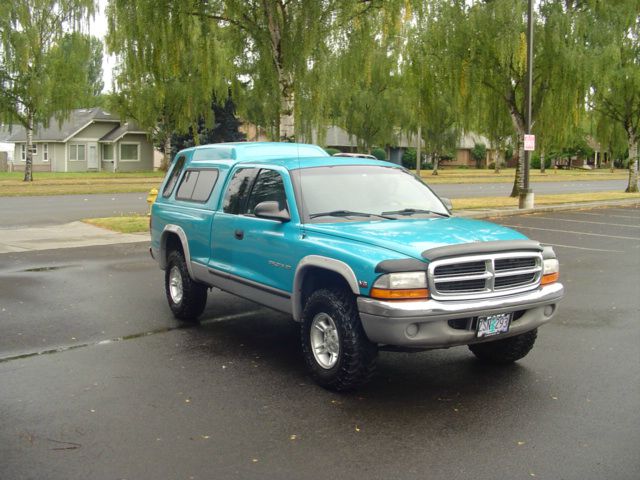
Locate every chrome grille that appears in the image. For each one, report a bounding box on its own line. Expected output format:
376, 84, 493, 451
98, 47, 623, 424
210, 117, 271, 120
428, 252, 542, 300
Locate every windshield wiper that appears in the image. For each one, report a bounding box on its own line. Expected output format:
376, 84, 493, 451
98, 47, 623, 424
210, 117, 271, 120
381, 208, 450, 218
309, 210, 395, 220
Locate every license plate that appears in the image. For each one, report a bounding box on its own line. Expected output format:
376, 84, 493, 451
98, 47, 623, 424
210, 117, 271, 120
477, 313, 512, 338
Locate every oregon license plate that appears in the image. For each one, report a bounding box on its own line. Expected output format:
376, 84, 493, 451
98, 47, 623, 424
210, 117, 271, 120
477, 313, 512, 338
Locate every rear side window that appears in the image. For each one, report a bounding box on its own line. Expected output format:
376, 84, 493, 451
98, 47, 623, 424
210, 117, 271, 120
176, 169, 219, 203
222, 168, 259, 214
162, 156, 186, 197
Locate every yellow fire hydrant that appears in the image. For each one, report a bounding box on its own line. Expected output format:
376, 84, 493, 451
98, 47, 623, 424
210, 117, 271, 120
147, 187, 158, 214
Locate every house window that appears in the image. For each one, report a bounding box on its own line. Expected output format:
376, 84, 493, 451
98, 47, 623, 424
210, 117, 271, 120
69, 144, 86, 161
103, 144, 114, 161
120, 143, 139, 162
21, 144, 37, 161
43, 143, 49, 162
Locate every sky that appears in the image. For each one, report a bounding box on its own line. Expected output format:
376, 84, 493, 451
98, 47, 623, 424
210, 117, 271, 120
89, 0, 115, 92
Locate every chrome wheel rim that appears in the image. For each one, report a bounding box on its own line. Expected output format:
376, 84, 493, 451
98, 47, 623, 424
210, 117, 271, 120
310, 313, 340, 369
169, 266, 183, 304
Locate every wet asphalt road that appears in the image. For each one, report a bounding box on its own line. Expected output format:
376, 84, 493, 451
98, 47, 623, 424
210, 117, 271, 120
0, 179, 627, 227
1, 206, 639, 480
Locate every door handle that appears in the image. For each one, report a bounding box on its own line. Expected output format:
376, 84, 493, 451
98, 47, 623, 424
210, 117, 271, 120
234, 229, 244, 240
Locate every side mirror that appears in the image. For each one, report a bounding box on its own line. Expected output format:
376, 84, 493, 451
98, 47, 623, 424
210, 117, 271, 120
441, 197, 453, 211
254, 201, 291, 222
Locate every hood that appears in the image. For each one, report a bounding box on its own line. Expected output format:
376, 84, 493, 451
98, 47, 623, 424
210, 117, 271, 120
305, 217, 529, 260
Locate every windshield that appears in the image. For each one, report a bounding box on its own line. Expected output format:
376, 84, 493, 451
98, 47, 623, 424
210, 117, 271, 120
294, 165, 449, 223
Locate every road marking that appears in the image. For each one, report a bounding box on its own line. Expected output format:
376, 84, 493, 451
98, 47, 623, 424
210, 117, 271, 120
544, 243, 624, 253
536, 218, 640, 229
501, 225, 640, 240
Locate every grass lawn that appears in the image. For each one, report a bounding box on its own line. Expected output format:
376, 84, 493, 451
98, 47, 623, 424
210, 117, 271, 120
0, 171, 164, 196
83, 215, 149, 234
416, 168, 628, 183
0, 168, 630, 197
452, 191, 640, 210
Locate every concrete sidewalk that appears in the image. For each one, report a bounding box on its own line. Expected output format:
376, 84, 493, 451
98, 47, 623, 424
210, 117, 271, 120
0, 198, 638, 254
0, 221, 148, 254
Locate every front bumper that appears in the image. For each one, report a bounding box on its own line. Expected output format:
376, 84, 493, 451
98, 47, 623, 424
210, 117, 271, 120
357, 282, 564, 348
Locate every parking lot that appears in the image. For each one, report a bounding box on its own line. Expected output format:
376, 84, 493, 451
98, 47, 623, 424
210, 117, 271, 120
1, 205, 639, 480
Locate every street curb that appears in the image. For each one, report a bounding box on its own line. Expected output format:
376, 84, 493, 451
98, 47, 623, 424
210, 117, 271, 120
455, 198, 640, 219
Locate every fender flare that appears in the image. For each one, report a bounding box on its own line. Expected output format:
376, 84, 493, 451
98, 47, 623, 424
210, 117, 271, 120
160, 224, 194, 279
291, 255, 359, 321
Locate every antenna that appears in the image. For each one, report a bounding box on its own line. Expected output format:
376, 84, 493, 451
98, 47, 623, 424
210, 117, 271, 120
296, 141, 306, 238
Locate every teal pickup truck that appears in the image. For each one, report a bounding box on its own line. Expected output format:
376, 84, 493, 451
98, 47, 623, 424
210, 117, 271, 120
150, 142, 564, 391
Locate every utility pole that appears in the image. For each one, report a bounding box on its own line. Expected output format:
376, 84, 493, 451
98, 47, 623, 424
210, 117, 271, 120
519, 0, 535, 209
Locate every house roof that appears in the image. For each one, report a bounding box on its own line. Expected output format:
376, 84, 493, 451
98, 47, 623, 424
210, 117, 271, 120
99, 122, 147, 143
0, 124, 18, 142
5, 108, 121, 143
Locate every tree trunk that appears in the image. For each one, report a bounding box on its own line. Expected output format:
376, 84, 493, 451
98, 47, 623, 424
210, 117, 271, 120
161, 135, 172, 171
432, 154, 439, 176
510, 137, 525, 197
279, 74, 295, 141
494, 149, 500, 173
416, 125, 421, 178
540, 148, 546, 174
508, 106, 526, 197
625, 130, 638, 193
23, 111, 34, 182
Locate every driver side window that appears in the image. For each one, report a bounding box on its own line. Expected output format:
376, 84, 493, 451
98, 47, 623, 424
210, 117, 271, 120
245, 169, 287, 215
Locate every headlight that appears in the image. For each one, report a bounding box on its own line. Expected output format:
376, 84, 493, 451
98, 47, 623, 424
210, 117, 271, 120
370, 272, 429, 300
541, 258, 560, 285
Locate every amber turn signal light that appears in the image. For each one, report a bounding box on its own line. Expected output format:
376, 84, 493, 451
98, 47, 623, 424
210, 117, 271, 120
541, 272, 559, 285
370, 288, 429, 300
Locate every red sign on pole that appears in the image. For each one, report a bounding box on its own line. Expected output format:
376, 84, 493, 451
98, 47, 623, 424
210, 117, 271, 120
524, 134, 536, 151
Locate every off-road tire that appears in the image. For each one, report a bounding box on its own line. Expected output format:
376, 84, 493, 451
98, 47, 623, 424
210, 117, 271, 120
469, 328, 538, 364
165, 250, 208, 321
301, 288, 378, 391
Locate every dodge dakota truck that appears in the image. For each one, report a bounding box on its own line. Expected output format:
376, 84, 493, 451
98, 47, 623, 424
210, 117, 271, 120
150, 142, 564, 391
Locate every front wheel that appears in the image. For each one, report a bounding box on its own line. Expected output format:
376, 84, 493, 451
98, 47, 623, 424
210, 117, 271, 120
165, 250, 208, 321
301, 288, 378, 391
468, 329, 538, 364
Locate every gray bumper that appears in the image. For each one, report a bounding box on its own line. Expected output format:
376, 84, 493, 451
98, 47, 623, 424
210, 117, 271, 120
357, 283, 564, 348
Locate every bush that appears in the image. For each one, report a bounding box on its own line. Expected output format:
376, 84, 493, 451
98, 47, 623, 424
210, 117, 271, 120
324, 148, 340, 156
402, 148, 416, 169
371, 147, 386, 160
471, 143, 487, 168
531, 154, 552, 169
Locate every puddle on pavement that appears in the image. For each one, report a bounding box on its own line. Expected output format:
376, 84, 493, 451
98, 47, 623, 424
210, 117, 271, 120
22, 265, 76, 273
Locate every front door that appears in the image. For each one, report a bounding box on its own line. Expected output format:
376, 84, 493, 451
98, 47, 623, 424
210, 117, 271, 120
88, 145, 98, 170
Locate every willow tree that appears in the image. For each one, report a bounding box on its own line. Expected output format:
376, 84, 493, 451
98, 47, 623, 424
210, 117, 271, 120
443, 0, 588, 196
0, 0, 95, 181
401, 1, 465, 176
329, 7, 407, 152
108, 1, 394, 142
589, 0, 639, 192
107, 0, 229, 170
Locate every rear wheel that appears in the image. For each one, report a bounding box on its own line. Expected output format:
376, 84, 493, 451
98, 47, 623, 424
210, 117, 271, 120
165, 250, 208, 321
469, 329, 538, 364
301, 288, 377, 391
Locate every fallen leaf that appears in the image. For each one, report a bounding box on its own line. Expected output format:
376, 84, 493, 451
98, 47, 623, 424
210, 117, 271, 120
517, 441, 526, 446
355, 425, 361, 432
